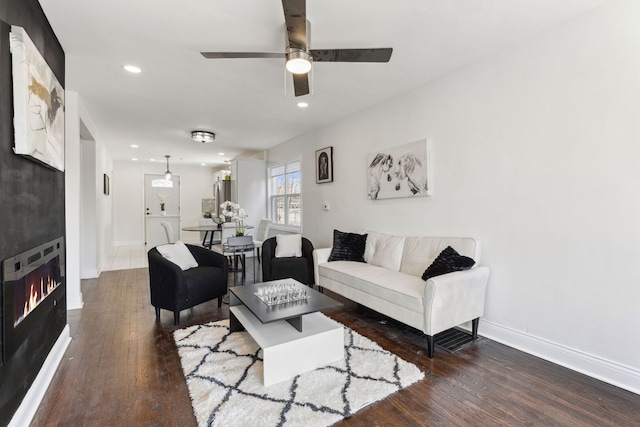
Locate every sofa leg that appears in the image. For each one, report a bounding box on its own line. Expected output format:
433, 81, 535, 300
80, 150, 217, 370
426, 335, 435, 358
472, 317, 479, 339
155, 306, 160, 319
174, 311, 180, 326
218, 296, 223, 308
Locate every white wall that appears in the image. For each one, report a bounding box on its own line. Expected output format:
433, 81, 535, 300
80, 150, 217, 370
64, 92, 82, 310
268, 0, 640, 393
113, 161, 216, 246
232, 158, 267, 231
80, 140, 97, 277
96, 142, 113, 272
65, 92, 108, 307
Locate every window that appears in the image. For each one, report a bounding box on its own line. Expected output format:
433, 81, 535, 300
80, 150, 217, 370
269, 160, 301, 227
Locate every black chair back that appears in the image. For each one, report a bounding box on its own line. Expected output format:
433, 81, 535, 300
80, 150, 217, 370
261, 236, 315, 286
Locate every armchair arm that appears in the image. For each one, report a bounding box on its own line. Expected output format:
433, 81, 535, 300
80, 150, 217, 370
301, 238, 315, 285
261, 237, 276, 281
423, 266, 490, 335
148, 250, 188, 307
312, 247, 332, 286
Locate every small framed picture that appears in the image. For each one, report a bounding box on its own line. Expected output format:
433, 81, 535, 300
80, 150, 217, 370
103, 174, 110, 195
316, 146, 333, 184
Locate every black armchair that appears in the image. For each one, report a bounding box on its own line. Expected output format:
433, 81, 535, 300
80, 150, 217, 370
148, 244, 228, 325
261, 236, 315, 286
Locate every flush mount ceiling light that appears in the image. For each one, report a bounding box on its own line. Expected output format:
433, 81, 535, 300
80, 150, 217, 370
285, 49, 312, 74
191, 130, 216, 144
123, 65, 142, 74
164, 155, 172, 181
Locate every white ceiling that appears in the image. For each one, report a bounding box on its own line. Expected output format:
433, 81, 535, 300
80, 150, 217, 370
38, 0, 612, 166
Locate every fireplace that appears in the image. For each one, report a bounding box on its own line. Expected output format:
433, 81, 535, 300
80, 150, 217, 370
2, 237, 65, 364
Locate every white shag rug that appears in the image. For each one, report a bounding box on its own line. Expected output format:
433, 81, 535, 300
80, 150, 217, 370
174, 317, 424, 427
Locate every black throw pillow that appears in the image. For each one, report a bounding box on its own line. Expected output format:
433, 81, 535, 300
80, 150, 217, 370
422, 246, 475, 281
327, 230, 367, 262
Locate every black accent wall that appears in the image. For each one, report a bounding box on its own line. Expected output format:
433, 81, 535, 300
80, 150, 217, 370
0, 0, 66, 425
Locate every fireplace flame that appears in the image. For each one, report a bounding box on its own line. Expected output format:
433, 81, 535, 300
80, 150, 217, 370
20, 273, 60, 324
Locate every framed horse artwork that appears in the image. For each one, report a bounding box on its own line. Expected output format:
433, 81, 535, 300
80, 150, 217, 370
367, 139, 431, 200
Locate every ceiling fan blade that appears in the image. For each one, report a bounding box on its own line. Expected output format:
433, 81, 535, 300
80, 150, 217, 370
282, 0, 307, 50
311, 48, 393, 63
201, 52, 285, 59
292, 73, 310, 97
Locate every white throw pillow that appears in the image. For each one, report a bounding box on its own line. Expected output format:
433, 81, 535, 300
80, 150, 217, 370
275, 234, 302, 258
156, 241, 199, 270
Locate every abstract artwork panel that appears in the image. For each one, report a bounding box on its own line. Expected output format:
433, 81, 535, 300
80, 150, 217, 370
10, 26, 65, 171
367, 139, 431, 200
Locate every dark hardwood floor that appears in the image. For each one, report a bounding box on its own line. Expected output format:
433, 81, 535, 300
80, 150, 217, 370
31, 260, 640, 426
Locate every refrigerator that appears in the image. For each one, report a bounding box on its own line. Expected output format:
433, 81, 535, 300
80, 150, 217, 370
215, 180, 233, 218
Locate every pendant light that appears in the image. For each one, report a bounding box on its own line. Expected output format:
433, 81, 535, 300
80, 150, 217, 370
164, 155, 172, 181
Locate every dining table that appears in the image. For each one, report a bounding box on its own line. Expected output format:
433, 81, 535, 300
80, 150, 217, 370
181, 224, 253, 249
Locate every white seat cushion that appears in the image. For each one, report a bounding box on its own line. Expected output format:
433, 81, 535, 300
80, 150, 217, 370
318, 261, 425, 314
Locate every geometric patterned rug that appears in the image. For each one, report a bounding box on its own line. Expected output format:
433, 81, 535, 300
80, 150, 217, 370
174, 318, 424, 427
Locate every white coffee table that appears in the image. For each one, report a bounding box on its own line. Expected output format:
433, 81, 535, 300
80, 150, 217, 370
229, 279, 344, 386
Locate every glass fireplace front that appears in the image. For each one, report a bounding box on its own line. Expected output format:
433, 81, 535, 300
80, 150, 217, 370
2, 237, 65, 363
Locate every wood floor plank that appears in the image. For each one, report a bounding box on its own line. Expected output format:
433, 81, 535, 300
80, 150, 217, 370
30, 261, 640, 426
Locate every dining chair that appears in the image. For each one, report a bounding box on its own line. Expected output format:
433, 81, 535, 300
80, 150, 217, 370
160, 221, 175, 244
250, 218, 271, 263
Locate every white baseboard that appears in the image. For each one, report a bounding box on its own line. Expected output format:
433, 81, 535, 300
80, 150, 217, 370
114, 240, 144, 246
67, 294, 84, 311
479, 319, 640, 395
80, 268, 99, 279
9, 325, 71, 427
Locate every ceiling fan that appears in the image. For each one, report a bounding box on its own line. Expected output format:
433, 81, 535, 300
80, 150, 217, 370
200, 0, 393, 97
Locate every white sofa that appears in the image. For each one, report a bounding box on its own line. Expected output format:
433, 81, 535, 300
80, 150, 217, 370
313, 231, 490, 357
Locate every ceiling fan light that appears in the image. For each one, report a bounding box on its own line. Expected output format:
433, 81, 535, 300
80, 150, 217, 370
286, 50, 312, 74
191, 130, 216, 143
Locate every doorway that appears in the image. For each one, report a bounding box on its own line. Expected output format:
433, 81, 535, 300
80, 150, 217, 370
144, 174, 181, 248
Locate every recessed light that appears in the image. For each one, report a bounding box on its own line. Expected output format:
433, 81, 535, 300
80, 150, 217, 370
218, 152, 225, 156
201, 163, 207, 166
130, 144, 139, 148
150, 158, 156, 162
297, 102, 308, 108
132, 157, 138, 161
123, 65, 142, 74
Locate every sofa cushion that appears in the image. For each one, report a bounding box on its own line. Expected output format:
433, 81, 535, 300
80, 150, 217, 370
156, 241, 198, 270
363, 231, 404, 271
275, 233, 302, 258
400, 236, 480, 276
328, 230, 367, 262
319, 261, 425, 314
422, 246, 475, 280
